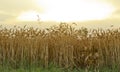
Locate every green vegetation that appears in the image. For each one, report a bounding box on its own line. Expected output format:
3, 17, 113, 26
0, 23, 120, 72
0, 64, 119, 72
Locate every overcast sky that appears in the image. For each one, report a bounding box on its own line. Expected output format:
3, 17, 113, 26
0, 0, 120, 28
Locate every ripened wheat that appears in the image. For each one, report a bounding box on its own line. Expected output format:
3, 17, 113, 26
0, 23, 120, 70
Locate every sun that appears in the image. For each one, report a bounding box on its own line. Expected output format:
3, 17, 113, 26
17, 0, 115, 22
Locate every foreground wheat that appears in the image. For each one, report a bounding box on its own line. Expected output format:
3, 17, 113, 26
0, 23, 120, 71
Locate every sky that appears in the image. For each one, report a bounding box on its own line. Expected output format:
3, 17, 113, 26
0, 0, 120, 28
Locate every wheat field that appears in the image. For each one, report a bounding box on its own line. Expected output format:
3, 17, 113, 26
0, 23, 120, 71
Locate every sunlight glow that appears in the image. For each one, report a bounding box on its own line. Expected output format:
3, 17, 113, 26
17, 11, 39, 21
35, 0, 115, 22
17, 0, 115, 22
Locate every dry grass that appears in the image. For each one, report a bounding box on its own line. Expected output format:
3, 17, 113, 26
0, 23, 120, 71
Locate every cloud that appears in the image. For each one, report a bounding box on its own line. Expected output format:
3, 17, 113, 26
109, 9, 120, 19
113, 9, 120, 14
100, 0, 120, 19
0, 0, 42, 13
0, 0, 43, 23
0, 11, 16, 22
102, 0, 120, 7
